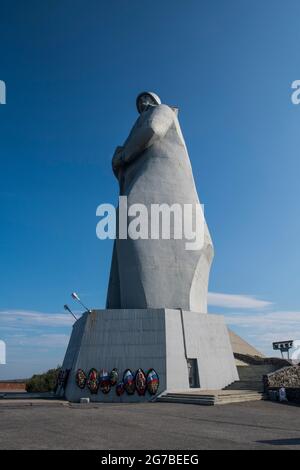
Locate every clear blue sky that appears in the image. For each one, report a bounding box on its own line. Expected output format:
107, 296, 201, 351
1, 0, 300, 378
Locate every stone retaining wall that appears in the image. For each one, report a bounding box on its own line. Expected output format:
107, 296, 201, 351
264, 365, 300, 404
264, 365, 300, 388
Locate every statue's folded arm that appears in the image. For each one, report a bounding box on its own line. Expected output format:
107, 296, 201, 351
113, 105, 174, 173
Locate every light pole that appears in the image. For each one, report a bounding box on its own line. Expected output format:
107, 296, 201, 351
71, 292, 92, 313
64, 304, 78, 321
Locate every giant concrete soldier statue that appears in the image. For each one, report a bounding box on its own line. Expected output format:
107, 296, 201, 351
106, 92, 214, 313
60, 93, 238, 402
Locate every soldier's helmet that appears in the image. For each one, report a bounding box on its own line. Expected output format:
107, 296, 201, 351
136, 91, 161, 114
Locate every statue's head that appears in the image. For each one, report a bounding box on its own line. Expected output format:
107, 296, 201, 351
136, 91, 161, 114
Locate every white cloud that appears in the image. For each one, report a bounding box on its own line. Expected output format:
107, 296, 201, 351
208, 292, 273, 309
207, 293, 299, 356
224, 310, 300, 329
0, 310, 74, 379
0, 309, 77, 328
224, 310, 300, 356
7, 334, 70, 348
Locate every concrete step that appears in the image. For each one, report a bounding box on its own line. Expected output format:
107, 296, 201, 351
224, 380, 263, 392
156, 390, 266, 406
156, 396, 215, 406
163, 393, 216, 399
235, 384, 262, 387
160, 390, 264, 398
216, 393, 265, 405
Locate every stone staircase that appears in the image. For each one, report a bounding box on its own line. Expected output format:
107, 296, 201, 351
223, 364, 277, 394
156, 389, 265, 406
224, 380, 263, 391
156, 364, 274, 406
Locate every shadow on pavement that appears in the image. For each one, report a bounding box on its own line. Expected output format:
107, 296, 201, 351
257, 438, 300, 446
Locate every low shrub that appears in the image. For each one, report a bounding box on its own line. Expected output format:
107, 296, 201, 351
25, 366, 61, 393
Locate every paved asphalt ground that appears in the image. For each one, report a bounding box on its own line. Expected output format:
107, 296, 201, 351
0, 400, 299, 450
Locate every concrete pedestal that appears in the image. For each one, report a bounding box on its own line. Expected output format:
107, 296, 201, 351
59, 309, 238, 402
